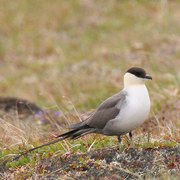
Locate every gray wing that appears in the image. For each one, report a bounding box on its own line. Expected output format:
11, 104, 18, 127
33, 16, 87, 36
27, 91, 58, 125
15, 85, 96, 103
68, 90, 127, 130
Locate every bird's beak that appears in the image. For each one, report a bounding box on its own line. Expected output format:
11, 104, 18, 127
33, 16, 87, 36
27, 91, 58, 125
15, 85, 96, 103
145, 75, 152, 80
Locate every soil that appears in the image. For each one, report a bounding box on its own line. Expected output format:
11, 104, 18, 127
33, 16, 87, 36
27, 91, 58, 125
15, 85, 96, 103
28, 146, 180, 179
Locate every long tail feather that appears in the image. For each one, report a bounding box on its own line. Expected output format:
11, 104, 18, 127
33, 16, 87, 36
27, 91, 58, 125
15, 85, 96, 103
12, 136, 66, 161
12, 129, 80, 161
12, 127, 94, 161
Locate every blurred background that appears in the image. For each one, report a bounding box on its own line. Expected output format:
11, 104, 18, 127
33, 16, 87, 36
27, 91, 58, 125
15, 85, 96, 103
0, 2, 180, 174
0, 1, 180, 177
0, 0, 180, 110
0, 0, 180, 134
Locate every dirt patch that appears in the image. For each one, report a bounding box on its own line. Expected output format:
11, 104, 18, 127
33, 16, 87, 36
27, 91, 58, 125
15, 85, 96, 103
5, 146, 178, 179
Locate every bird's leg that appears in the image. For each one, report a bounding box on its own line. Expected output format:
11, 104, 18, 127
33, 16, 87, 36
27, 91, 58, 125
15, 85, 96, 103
117, 135, 122, 151
129, 132, 135, 148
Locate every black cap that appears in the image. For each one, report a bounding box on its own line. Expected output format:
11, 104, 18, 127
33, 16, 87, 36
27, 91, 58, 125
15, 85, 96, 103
127, 67, 152, 80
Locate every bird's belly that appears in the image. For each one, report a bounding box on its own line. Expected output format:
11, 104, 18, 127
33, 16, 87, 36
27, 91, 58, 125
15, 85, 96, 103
103, 97, 150, 136
116, 99, 150, 134
119, 109, 148, 134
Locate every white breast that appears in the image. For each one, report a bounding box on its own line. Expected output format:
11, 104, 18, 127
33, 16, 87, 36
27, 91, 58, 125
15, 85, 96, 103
115, 84, 150, 134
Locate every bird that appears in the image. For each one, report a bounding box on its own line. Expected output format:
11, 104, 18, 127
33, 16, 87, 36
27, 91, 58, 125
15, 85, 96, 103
14, 67, 152, 160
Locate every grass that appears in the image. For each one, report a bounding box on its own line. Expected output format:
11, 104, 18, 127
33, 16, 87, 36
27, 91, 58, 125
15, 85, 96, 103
0, 0, 180, 179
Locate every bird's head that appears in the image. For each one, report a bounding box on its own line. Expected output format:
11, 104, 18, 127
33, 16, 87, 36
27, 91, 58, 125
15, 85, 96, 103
124, 67, 152, 88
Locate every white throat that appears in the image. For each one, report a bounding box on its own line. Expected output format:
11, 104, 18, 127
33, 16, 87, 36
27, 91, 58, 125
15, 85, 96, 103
123, 72, 145, 88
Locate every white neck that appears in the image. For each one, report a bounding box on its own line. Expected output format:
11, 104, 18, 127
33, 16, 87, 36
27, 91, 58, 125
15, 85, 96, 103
123, 72, 145, 89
